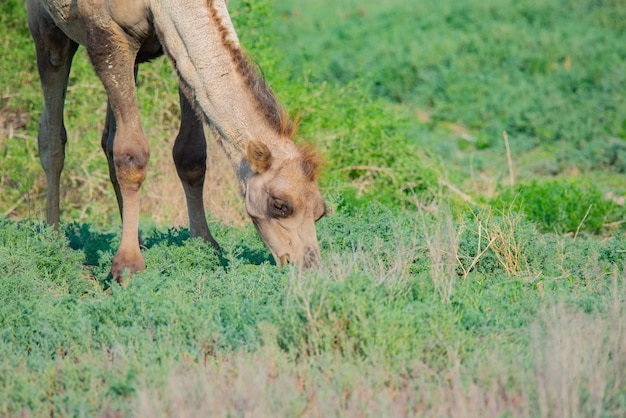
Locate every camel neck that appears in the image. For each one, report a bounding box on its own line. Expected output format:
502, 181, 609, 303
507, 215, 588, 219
151, 0, 291, 178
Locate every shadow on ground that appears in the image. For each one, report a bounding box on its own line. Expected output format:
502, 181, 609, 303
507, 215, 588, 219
63, 222, 274, 273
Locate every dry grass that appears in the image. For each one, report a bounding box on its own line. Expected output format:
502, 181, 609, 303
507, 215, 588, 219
531, 269, 626, 418
135, 347, 418, 418
470, 205, 528, 277
420, 204, 459, 304
135, 352, 526, 418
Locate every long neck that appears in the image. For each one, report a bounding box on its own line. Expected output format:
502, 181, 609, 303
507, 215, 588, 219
151, 0, 288, 180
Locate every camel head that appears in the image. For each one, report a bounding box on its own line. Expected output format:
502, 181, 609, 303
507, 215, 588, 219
245, 140, 325, 268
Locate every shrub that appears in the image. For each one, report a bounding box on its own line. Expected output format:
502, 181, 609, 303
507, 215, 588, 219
492, 179, 625, 234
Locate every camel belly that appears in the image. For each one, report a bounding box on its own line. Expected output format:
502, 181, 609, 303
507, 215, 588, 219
39, 0, 88, 45
38, 0, 157, 56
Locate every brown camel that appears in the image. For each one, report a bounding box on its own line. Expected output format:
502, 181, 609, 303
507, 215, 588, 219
26, 0, 326, 281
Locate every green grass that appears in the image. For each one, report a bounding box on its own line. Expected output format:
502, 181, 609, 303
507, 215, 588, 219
1, 207, 625, 416
1, 0, 626, 416
271, 0, 626, 147
494, 178, 625, 234
268, 0, 626, 201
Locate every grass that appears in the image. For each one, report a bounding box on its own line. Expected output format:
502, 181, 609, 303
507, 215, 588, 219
1, 207, 625, 416
1, 0, 626, 416
271, 0, 626, 200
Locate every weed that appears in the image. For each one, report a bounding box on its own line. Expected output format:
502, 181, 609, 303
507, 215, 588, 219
420, 204, 459, 304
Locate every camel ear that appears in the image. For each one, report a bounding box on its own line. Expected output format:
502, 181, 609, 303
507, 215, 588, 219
247, 141, 272, 174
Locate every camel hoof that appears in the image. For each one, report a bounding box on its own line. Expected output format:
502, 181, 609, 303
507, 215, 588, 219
207, 236, 221, 252
192, 229, 221, 252
111, 250, 146, 283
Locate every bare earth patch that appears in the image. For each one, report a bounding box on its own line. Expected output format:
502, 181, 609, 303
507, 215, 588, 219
142, 127, 247, 229
0, 103, 29, 137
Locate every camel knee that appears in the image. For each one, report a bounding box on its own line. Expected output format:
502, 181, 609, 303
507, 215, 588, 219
174, 155, 206, 187
173, 144, 207, 187
114, 145, 150, 191
37, 117, 67, 175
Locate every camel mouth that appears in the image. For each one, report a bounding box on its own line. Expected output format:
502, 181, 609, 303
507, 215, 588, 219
276, 247, 319, 269
273, 241, 320, 269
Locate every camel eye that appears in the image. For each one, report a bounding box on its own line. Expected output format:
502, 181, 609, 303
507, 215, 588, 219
269, 196, 293, 218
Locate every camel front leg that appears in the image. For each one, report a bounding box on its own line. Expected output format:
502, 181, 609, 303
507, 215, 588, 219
87, 25, 150, 281
173, 88, 220, 250
27, 3, 78, 226
101, 66, 141, 221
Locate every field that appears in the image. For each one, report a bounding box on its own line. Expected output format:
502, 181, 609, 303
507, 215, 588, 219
1, 0, 626, 416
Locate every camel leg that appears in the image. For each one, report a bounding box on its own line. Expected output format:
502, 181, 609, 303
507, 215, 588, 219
27, 3, 78, 226
101, 66, 139, 221
173, 88, 220, 250
86, 25, 150, 281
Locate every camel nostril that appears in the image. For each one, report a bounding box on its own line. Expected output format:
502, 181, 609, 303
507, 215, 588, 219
279, 254, 290, 266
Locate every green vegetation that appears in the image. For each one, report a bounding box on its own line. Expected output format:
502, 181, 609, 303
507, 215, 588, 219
494, 179, 625, 234
1, 208, 625, 416
1, 0, 625, 416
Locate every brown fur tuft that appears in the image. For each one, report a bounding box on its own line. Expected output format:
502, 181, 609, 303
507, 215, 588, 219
280, 110, 300, 139
298, 143, 323, 181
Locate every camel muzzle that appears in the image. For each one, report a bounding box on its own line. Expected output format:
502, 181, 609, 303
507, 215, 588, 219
277, 246, 320, 269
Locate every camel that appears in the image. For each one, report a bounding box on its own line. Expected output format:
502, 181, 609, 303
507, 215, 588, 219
26, 0, 326, 281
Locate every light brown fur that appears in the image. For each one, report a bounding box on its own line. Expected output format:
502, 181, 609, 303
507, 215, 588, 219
27, 0, 325, 281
